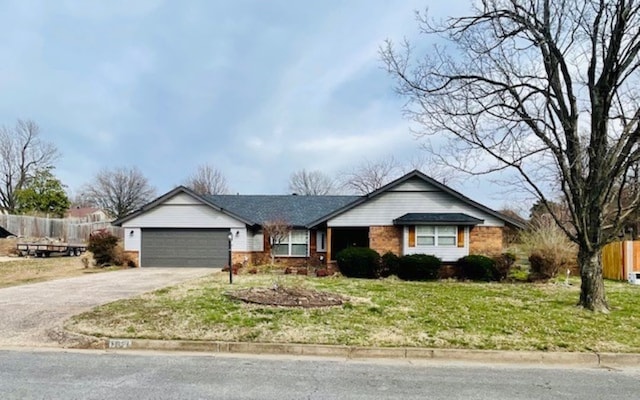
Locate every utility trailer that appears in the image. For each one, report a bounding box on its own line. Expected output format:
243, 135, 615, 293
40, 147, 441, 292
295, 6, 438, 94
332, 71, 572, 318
17, 241, 87, 257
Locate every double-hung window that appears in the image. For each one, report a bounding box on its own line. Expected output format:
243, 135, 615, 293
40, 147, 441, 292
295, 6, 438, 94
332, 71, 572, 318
273, 230, 308, 256
416, 226, 457, 246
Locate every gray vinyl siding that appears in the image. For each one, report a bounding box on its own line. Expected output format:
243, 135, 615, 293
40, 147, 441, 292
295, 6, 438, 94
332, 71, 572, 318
125, 204, 242, 228
328, 191, 504, 227
141, 228, 229, 267
121, 192, 249, 253
392, 178, 439, 192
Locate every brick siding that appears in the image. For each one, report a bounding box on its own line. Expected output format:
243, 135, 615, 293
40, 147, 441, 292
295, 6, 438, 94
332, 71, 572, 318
369, 225, 403, 256
469, 226, 504, 256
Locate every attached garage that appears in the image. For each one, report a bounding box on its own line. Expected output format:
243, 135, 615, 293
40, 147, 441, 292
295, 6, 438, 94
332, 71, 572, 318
141, 228, 229, 268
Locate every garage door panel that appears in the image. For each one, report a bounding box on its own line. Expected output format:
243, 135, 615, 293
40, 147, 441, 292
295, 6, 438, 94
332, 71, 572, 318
141, 228, 228, 268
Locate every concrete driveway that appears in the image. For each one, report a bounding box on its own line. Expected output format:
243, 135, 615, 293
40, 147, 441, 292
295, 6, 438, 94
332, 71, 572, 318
0, 268, 215, 347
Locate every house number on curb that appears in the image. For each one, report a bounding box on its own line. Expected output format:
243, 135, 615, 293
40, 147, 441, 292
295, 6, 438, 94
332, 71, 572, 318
109, 339, 132, 349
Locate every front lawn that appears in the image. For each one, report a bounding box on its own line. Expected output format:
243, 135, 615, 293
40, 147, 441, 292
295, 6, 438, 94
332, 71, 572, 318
0, 256, 121, 288
66, 273, 640, 352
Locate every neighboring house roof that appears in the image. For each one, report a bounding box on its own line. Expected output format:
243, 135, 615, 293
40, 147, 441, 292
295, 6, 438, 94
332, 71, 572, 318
206, 195, 361, 227
393, 213, 484, 226
308, 170, 526, 229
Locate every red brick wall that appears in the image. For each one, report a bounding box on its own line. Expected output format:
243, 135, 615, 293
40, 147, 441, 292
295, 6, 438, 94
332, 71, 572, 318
369, 226, 403, 256
469, 226, 504, 256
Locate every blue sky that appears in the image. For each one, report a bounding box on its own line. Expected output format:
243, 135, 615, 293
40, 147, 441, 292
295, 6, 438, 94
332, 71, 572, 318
0, 1, 519, 210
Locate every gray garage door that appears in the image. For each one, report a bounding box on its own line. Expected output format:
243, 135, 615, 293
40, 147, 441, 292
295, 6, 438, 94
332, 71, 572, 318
141, 228, 229, 268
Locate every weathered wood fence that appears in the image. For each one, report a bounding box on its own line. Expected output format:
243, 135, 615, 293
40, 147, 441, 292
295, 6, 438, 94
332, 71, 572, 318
601, 241, 640, 280
0, 214, 122, 241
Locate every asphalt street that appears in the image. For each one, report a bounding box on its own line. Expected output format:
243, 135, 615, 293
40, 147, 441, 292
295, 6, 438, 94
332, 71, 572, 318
1, 349, 638, 399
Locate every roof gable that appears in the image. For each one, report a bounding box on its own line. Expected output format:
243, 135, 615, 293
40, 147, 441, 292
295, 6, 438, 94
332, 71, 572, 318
310, 170, 525, 228
112, 186, 253, 226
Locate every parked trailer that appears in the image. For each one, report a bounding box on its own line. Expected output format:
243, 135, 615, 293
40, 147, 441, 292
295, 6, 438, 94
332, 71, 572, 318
17, 242, 87, 257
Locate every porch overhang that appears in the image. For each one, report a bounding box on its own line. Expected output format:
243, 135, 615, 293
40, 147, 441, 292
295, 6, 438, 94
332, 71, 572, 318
393, 213, 484, 226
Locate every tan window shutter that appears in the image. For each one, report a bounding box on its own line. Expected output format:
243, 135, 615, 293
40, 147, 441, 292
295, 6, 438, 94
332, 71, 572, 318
457, 226, 464, 247
408, 226, 416, 247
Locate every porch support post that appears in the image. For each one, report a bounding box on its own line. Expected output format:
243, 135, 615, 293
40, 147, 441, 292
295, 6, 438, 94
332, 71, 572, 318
326, 227, 332, 264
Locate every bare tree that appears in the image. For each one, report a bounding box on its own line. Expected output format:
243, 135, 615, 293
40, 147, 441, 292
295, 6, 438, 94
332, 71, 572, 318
82, 166, 156, 219
184, 164, 229, 195
288, 169, 335, 195
339, 156, 401, 194
0, 120, 59, 213
382, 0, 640, 312
262, 218, 292, 264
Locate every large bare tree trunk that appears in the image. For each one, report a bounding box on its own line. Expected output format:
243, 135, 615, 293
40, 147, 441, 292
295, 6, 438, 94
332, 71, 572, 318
578, 249, 608, 312
382, 0, 640, 313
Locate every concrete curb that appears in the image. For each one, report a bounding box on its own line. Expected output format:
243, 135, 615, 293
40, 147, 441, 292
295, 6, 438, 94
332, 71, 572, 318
105, 338, 640, 368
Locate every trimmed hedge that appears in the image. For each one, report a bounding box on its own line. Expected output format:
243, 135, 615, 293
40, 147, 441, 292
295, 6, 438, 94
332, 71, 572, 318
457, 254, 498, 281
380, 251, 400, 278
336, 247, 381, 278
397, 254, 442, 281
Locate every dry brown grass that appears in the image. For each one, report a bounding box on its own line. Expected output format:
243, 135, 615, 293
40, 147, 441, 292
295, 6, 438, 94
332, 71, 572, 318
0, 255, 122, 288
0, 238, 18, 256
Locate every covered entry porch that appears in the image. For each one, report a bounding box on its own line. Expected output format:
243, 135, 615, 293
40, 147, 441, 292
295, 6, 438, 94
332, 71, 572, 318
327, 227, 369, 261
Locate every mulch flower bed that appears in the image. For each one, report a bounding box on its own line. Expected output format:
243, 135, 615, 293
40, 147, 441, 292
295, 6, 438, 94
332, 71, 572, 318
227, 285, 347, 308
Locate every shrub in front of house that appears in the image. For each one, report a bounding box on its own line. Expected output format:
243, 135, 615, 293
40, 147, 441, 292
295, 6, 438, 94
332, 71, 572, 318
87, 229, 119, 266
493, 252, 516, 281
112, 244, 137, 268
457, 255, 499, 281
528, 252, 562, 281
520, 214, 577, 280
397, 254, 442, 281
336, 247, 381, 278
380, 251, 400, 277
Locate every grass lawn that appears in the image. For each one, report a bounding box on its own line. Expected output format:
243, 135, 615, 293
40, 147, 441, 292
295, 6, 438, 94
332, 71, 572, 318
0, 256, 120, 288
66, 273, 640, 352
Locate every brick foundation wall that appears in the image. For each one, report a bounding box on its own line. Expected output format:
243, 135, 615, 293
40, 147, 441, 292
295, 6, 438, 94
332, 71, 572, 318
232, 252, 253, 266
469, 226, 504, 256
369, 226, 403, 256
231, 251, 327, 269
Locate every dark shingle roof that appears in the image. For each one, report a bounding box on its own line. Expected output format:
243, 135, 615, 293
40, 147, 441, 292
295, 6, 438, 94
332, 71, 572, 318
206, 195, 361, 227
393, 213, 484, 225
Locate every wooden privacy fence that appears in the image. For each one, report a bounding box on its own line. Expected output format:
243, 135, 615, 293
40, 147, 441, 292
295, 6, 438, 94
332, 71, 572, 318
601, 241, 640, 280
0, 214, 123, 242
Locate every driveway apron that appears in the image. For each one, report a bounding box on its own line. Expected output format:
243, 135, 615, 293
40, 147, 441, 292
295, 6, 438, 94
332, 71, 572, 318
0, 268, 214, 347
